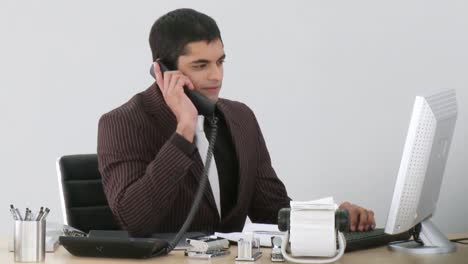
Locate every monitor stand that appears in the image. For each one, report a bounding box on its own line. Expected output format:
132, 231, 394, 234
388, 219, 456, 254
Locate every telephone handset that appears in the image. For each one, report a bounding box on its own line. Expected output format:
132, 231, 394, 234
150, 61, 216, 117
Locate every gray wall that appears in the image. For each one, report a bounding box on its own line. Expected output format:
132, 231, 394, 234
1, 1, 466, 235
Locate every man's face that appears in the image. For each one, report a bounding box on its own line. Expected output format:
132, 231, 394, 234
177, 39, 225, 102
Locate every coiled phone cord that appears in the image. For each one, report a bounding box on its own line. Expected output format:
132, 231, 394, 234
164, 115, 219, 253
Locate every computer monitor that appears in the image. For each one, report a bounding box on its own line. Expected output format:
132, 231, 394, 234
384, 89, 458, 254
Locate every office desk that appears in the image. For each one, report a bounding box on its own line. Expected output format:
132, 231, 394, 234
1, 234, 467, 263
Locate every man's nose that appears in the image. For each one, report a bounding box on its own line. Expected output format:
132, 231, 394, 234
208, 64, 222, 81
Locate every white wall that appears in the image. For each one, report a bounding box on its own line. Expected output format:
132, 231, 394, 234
0, 0, 466, 235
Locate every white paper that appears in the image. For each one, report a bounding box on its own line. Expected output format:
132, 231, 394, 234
215, 220, 284, 247
289, 197, 337, 257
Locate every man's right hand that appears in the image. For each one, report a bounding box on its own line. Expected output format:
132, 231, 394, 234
153, 62, 198, 143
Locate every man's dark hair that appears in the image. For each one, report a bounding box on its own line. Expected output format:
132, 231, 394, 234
149, 8, 223, 70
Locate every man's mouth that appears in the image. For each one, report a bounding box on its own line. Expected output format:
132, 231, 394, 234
201, 86, 220, 93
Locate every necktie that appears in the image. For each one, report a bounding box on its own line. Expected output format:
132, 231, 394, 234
195, 116, 221, 218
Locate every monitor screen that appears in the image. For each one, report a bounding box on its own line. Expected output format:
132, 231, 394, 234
384, 89, 457, 254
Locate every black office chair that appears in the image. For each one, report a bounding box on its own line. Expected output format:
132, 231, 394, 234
57, 154, 120, 233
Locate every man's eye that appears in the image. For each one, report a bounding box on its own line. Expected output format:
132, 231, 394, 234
194, 64, 207, 69
218, 60, 225, 65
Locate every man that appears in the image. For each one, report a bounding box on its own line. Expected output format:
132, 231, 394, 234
97, 8, 375, 237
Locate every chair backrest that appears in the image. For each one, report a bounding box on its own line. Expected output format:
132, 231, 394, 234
56, 154, 120, 232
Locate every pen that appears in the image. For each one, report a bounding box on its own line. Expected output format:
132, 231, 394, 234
39, 208, 50, 221
27, 208, 32, 221
24, 208, 30, 221
36, 207, 44, 221
28, 209, 32, 221
15, 208, 23, 221
10, 205, 18, 220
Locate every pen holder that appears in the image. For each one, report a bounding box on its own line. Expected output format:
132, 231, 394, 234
14, 220, 46, 262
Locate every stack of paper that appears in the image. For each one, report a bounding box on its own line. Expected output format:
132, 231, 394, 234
289, 197, 337, 257
215, 218, 284, 247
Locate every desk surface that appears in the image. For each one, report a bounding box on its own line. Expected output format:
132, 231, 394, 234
1, 234, 467, 264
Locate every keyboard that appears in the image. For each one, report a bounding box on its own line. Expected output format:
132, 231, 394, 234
344, 228, 412, 252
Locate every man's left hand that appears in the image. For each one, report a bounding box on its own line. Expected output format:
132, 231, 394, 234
339, 202, 375, 232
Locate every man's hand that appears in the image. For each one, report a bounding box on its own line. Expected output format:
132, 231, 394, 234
153, 62, 198, 142
339, 202, 375, 232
